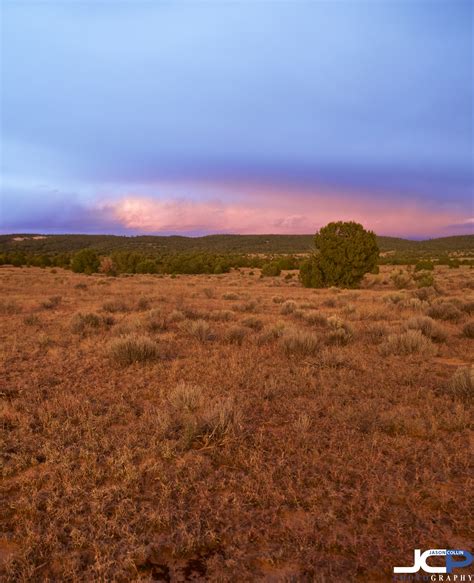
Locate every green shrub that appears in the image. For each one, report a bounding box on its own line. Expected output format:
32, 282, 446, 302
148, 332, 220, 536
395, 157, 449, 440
136, 260, 159, 274
415, 260, 434, 271
261, 262, 281, 277
71, 249, 100, 274
299, 221, 379, 288
414, 271, 435, 288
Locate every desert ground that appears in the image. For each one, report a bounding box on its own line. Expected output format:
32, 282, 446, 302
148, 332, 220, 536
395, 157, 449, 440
1, 265, 472, 582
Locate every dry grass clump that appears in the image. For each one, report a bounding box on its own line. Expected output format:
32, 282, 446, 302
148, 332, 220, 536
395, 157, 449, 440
292, 308, 305, 319
202, 287, 215, 299
326, 316, 354, 345
112, 316, 143, 336
302, 311, 327, 326
169, 309, 185, 322
136, 296, 151, 311
143, 309, 168, 333
341, 303, 357, 316
390, 270, 412, 289
168, 381, 204, 412
242, 316, 264, 331
280, 327, 320, 356
257, 322, 286, 345
380, 330, 437, 357
294, 412, 312, 433
168, 383, 240, 447
280, 300, 297, 315
198, 398, 240, 443
23, 314, 40, 326
364, 323, 388, 344
322, 297, 337, 308
184, 319, 216, 342
426, 301, 462, 322
272, 295, 284, 304
442, 367, 473, 402
224, 326, 248, 345
412, 286, 438, 302
403, 316, 448, 343
108, 334, 159, 366
383, 293, 406, 305
461, 300, 474, 315
209, 309, 235, 322
318, 346, 354, 369
102, 299, 130, 313
298, 301, 317, 309
399, 297, 429, 311
222, 292, 239, 300
0, 299, 22, 314
181, 306, 208, 320
377, 408, 427, 437
40, 295, 62, 309
233, 300, 258, 313
462, 321, 474, 339
71, 312, 110, 334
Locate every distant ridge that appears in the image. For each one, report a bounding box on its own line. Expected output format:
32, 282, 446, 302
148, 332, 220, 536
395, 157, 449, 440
0, 233, 473, 255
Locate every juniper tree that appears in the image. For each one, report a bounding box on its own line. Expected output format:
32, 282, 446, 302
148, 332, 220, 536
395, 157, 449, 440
299, 221, 379, 288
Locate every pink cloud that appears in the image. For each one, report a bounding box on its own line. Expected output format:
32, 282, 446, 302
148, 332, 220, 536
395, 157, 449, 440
97, 181, 470, 238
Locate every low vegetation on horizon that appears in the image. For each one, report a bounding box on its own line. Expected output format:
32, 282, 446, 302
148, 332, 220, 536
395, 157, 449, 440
2, 231, 473, 255
1, 231, 473, 277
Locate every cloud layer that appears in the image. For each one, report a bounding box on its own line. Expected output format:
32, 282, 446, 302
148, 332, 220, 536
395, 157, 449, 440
1, 2, 472, 237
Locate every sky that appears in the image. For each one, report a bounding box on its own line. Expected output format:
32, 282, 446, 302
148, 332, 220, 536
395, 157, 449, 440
0, 0, 472, 239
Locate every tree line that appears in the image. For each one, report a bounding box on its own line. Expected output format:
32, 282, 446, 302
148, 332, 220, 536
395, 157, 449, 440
0, 249, 301, 276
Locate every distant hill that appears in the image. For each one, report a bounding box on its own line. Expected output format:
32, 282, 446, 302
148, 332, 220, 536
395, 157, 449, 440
0, 233, 473, 255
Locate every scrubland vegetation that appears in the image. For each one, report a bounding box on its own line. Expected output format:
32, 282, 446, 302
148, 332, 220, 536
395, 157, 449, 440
0, 263, 472, 581
1, 233, 473, 276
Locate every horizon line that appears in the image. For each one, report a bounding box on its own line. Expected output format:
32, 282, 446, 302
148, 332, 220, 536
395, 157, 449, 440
2, 232, 473, 243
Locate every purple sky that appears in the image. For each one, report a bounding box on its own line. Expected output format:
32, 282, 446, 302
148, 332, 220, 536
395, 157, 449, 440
0, 1, 472, 238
